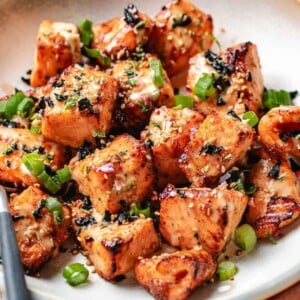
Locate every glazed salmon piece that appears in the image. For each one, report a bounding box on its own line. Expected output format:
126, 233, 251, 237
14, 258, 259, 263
0, 127, 67, 186
148, 0, 213, 77
40, 64, 118, 148
187, 42, 264, 116
179, 110, 254, 187
258, 106, 300, 156
246, 150, 300, 238
159, 184, 248, 254
77, 217, 159, 281
141, 106, 204, 189
135, 249, 216, 300
92, 4, 153, 62
9, 186, 70, 271
30, 20, 81, 87
70, 134, 155, 214
109, 54, 174, 133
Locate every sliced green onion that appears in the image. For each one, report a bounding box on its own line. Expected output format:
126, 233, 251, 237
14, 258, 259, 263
56, 167, 71, 184
234, 224, 257, 251
83, 47, 111, 67
217, 261, 237, 281
37, 170, 61, 194
63, 263, 89, 286
2, 91, 25, 119
129, 203, 151, 218
263, 89, 292, 109
234, 178, 244, 191
0, 91, 35, 119
175, 95, 194, 108
0, 102, 6, 115
64, 98, 77, 110
137, 101, 149, 112
193, 73, 216, 99
22, 153, 69, 194
127, 78, 137, 87
22, 152, 45, 176
78, 19, 94, 47
6, 91, 25, 115
242, 111, 259, 127
46, 197, 63, 224
92, 130, 106, 138
150, 59, 164, 88
234, 178, 257, 195
17, 97, 34, 117
30, 125, 41, 134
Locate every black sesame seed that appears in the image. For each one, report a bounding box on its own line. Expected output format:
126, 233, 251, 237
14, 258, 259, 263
81, 196, 93, 210
247, 72, 252, 82
32, 199, 47, 219
44, 96, 54, 108
78, 98, 94, 114
12, 215, 25, 222
75, 216, 96, 227
53, 79, 65, 88
217, 96, 226, 106
21, 76, 30, 85
124, 4, 140, 26
227, 110, 241, 121
54, 93, 67, 102
200, 144, 223, 154
268, 161, 281, 179
172, 13, 192, 29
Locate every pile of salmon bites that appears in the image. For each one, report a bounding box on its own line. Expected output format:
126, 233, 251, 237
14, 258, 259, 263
1, 0, 300, 299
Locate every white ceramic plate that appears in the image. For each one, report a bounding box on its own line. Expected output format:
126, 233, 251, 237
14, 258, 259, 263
0, 0, 300, 299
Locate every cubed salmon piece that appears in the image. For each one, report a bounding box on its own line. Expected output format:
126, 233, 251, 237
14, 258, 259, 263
70, 134, 155, 214
40, 64, 118, 148
159, 184, 248, 254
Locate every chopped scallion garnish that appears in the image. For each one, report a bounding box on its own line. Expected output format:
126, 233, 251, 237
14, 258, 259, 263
263, 89, 292, 109
37, 171, 61, 194
30, 125, 41, 135
0, 91, 35, 119
46, 197, 63, 224
56, 167, 71, 184
175, 95, 194, 108
4, 91, 25, 118
17, 97, 34, 117
64, 98, 77, 110
193, 73, 216, 99
150, 59, 164, 88
129, 203, 151, 218
242, 111, 259, 127
63, 263, 89, 286
234, 224, 257, 251
78, 19, 94, 47
92, 130, 106, 138
83, 47, 111, 67
234, 178, 244, 191
217, 261, 237, 281
22, 152, 71, 194
137, 101, 149, 112
22, 152, 45, 176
